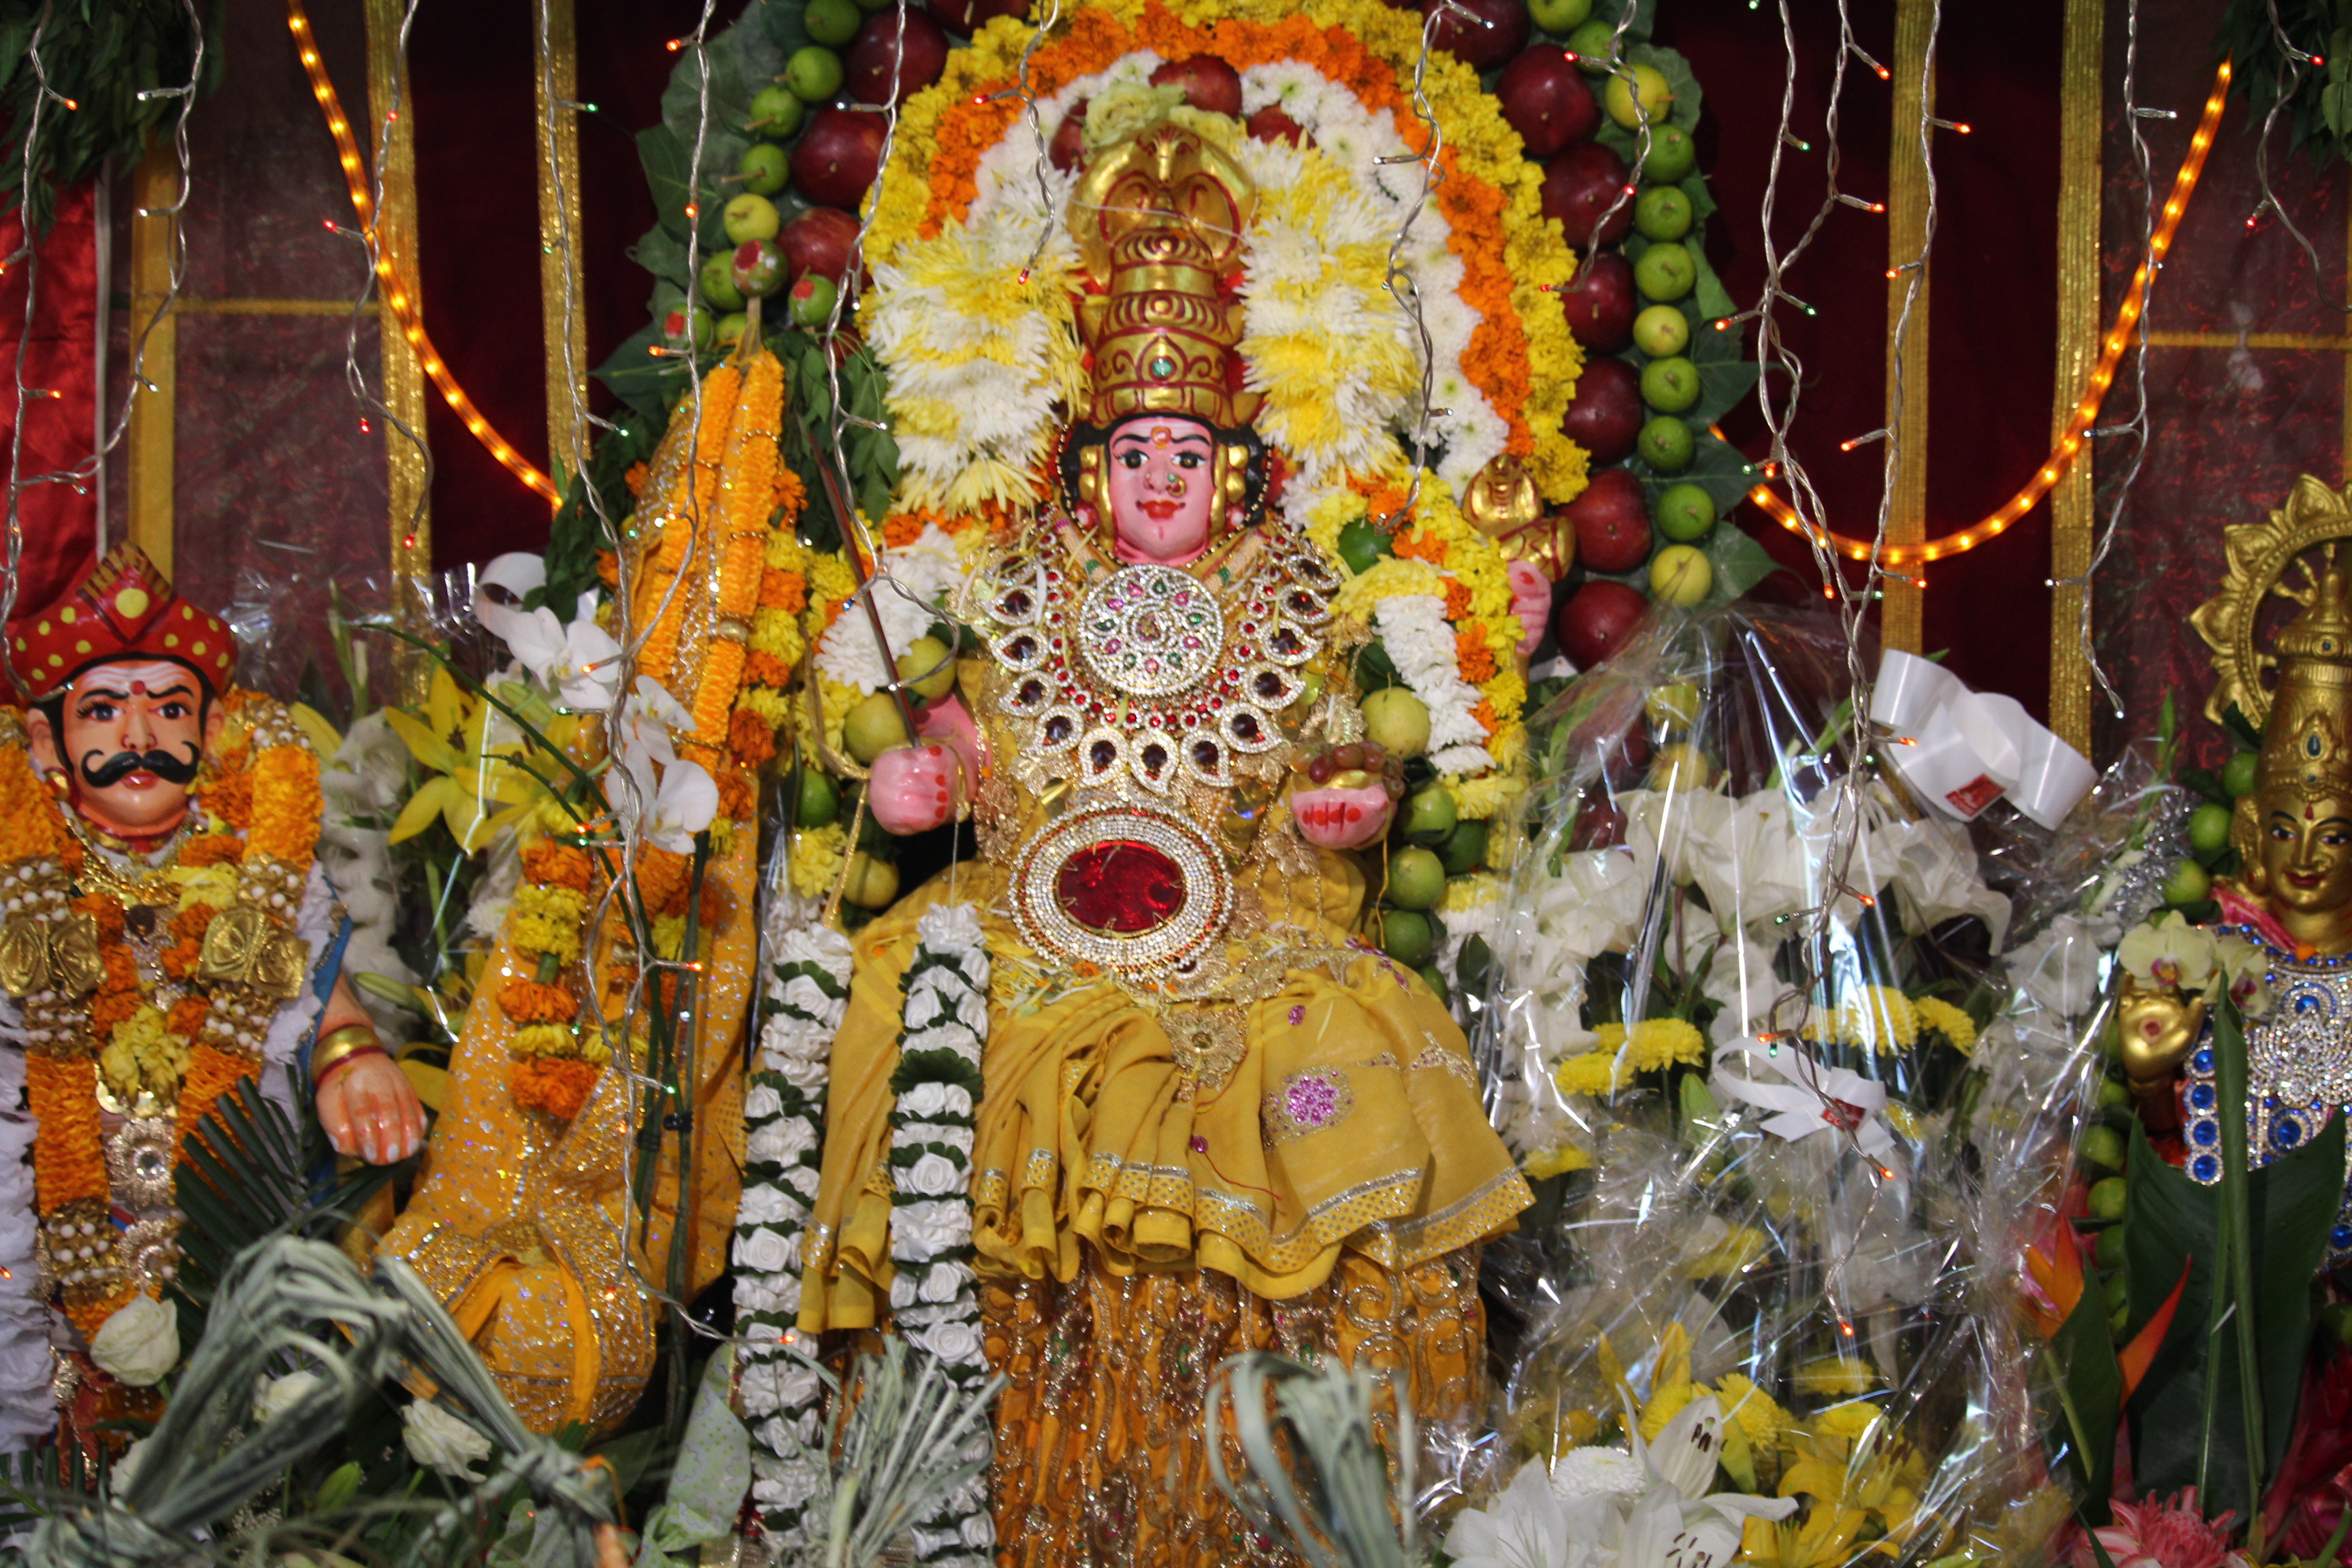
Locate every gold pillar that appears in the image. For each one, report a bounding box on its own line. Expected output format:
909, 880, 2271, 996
2048, 0, 2104, 755
363, 0, 434, 702
125, 140, 179, 577
534, 0, 590, 491
1879, 0, 1936, 655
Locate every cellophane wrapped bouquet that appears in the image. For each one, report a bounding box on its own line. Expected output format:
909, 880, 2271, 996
1448, 603, 2182, 1568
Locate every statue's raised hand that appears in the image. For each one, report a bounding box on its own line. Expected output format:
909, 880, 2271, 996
1293, 782, 1394, 849
870, 744, 963, 834
1507, 559, 1551, 655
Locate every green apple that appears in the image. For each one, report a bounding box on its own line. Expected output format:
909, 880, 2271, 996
1387, 846, 1446, 910
803, 0, 862, 46
1647, 740, 1712, 790
785, 44, 845, 103
845, 692, 911, 762
1528, 0, 1593, 31
789, 273, 839, 326
1638, 415, 1694, 472
1633, 303, 1689, 357
1565, 19, 1618, 71
2163, 858, 2211, 906
664, 304, 714, 350
796, 767, 839, 827
1649, 544, 1712, 606
749, 84, 806, 140
715, 310, 749, 346
698, 250, 745, 312
843, 851, 900, 909
1401, 784, 1458, 845
1635, 185, 1693, 241
1654, 483, 1716, 543
1639, 355, 1699, 413
739, 142, 789, 197
734, 238, 787, 297
2221, 749, 2258, 797
1336, 517, 1393, 576
1637, 123, 1697, 182
1374, 908, 1434, 966
723, 193, 782, 245
1605, 63, 1673, 129
1644, 681, 1701, 729
1634, 241, 1695, 302
896, 635, 957, 702
1360, 686, 1431, 757
2188, 801, 2232, 854
1437, 818, 1488, 875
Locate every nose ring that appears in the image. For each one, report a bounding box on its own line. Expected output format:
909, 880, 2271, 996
1166, 475, 1186, 496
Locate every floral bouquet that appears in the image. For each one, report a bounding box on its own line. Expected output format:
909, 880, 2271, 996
1455, 602, 2165, 1567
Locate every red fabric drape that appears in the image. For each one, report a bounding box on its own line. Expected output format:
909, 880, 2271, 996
0, 183, 99, 617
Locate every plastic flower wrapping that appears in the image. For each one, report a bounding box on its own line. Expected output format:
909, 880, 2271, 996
1446, 602, 2188, 1567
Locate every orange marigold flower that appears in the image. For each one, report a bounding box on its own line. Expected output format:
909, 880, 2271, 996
596, 550, 621, 590
512, 1057, 600, 1121
1443, 579, 1473, 621
1458, 626, 1497, 686
717, 769, 757, 824
729, 707, 779, 767
174, 1041, 261, 1166
635, 847, 693, 917
166, 996, 210, 1040
1471, 696, 1501, 736
883, 512, 928, 548
760, 570, 808, 613
204, 771, 253, 831
180, 834, 244, 868
521, 842, 594, 892
624, 461, 650, 499
773, 466, 806, 517
1392, 527, 1450, 567
498, 979, 580, 1025
745, 650, 798, 688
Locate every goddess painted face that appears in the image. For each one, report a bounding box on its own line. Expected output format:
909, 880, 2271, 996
27, 659, 221, 838
1105, 418, 1218, 566
2258, 796, 2352, 917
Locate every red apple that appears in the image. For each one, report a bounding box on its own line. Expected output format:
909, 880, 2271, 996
1247, 104, 1307, 146
1149, 54, 1243, 117
1049, 100, 1087, 170
1556, 252, 1635, 352
791, 108, 887, 210
845, 10, 949, 108
928, 0, 1027, 33
1559, 357, 1642, 466
1569, 796, 1627, 849
1563, 467, 1651, 572
780, 206, 862, 284
1423, 0, 1529, 69
1542, 142, 1633, 249
1557, 580, 1650, 666
1497, 47, 1598, 159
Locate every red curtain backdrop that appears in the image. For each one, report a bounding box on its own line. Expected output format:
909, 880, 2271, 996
0, 184, 99, 620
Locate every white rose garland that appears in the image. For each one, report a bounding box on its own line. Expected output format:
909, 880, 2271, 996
733, 897, 852, 1550
885, 902, 993, 1568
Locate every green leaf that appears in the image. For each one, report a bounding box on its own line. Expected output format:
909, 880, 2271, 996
594, 322, 685, 427
638, 125, 696, 241
1634, 431, 1759, 515
1687, 359, 1760, 428
2122, 1110, 2340, 1503
2046, 1276, 2124, 1514
1699, 525, 1780, 608
630, 223, 695, 293
1685, 244, 1738, 327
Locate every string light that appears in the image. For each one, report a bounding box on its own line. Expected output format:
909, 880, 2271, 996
1742, 59, 2230, 565
287, 0, 561, 504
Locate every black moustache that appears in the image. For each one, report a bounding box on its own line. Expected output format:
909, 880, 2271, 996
80, 748, 200, 789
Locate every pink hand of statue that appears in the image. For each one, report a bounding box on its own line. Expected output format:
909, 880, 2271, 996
1294, 784, 1394, 849
870, 742, 964, 834
1507, 559, 1551, 656
316, 1052, 425, 1165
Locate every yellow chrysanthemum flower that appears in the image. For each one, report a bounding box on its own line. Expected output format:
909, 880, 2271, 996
789, 823, 849, 900
1793, 1357, 1879, 1398
1554, 1051, 1627, 1097
1713, 1373, 1794, 1452
172, 862, 238, 913
1914, 995, 1977, 1055
1596, 1017, 1708, 1073
510, 1023, 577, 1060
1684, 1225, 1771, 1279
1522, 1143, 1592, 1181
1806, 985, 1918, 1054
1637, 1381, 1705, 1441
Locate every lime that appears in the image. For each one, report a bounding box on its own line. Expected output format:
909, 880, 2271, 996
740, 142, 789, 197
2086, 1175, 2127, 1220
2188, 801, 2234, 855
2095, 1076, 2133, 1111
2100, 1268, 2128, 1311
1638, 124, 1698, 182
843, 851, 900, 909
803, 0, 862, 46
1362, 686, 1431, 758
1605, 63, 1673, 129
2328, 1302, 2352, 1348
1639, 355, 1700, 413
1375, 908, 1434, 966
2093, 1226, 2126, 1270
1639, 415, 1694, 472
1565, 19, 1618, 71
1633, 303, 1690, 357
1634, 241, 1696, 302
1529, 0, 1592, 31
2162, 858, 2212, 906
749, 84, 806, 140
896, 635, 957, 702
1416, 964, 1452, 1006
1635, 185, 1694, 240
844, 692, 909, 763
796, 767, 839, 828
1654, 483, 1716, 543
1336, 517, 1393, 576
1649, 544, 1712, 607
1401, 785, 1458, 845
785, 44, 845, 103
1387, 846, 1446, 910
698, 250, 745, 312
1437, 818, 1488, 875
1644, 681, 1701, 730
2079, 1124, 2127, 1172
2221, 749, 2259, 798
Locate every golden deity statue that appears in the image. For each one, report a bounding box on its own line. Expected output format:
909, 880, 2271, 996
799, 120, 1533, 1567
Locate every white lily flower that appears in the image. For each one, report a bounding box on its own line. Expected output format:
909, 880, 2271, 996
1443, 1458, 1601, 1568
1617, 1397, 1799, 1568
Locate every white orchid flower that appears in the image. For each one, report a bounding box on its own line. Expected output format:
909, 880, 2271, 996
638, 757, 719, 855
619, 676, 692, 767
471, 551, 620, 710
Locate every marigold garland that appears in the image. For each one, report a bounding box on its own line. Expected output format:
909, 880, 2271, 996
513, 1057, 600, 1120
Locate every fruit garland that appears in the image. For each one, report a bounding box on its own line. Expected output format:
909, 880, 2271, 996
0, 696, 321, 1340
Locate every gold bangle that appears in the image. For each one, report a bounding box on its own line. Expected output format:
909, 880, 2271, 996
311, 1024, 386, 1087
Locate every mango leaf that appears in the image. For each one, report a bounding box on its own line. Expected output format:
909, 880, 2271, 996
1685, 244, 1738, 328
1634, 432, 1761, 515
1699, 525, 1781, 608
595, 323, 685, 427
1688, 358, 1761, 429
2123, 1111, 2340, 1504
630, 224, 694, 295
638, 127, 695, 242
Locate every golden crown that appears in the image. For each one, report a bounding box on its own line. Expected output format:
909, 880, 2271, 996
2256, 558, 2352, 805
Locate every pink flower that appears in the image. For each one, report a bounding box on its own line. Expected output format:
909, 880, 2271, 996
2076, 1489, 2247, 1568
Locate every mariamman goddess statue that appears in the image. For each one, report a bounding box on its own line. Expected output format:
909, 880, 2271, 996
797, 121, 1536, 1566
0, 544, 421, 1447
